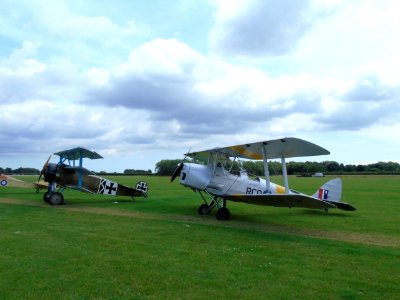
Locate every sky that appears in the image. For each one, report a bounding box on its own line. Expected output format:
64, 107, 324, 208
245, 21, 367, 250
1, 0, 399, 172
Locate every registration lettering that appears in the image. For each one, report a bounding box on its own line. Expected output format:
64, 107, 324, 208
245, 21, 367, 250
246, 187, 263, 194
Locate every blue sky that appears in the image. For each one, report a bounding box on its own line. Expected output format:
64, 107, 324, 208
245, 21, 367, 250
1, 0, 399, 172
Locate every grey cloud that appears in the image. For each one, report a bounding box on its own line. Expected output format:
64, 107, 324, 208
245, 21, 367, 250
84, 72, 295, 137
211, 0, 322, 57
318, 103, 383, 130
344, 76, 400, 102
87, 75, 194, 111
315, 76, 400, 130
0, 64, 82, 104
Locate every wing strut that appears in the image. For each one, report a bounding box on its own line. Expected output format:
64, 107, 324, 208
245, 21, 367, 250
78, 150, 83, 189
262, 144, 271, 193
281, 155, 289, 194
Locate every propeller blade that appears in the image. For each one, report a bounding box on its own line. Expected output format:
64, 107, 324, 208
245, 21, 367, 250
171, 148, 191, 183
171, 162, 184, 182
38, 155, 51, 182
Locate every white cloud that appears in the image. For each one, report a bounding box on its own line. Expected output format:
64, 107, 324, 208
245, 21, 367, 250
1, 1, 400, 171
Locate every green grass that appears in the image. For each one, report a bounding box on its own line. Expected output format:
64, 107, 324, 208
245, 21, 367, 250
1, 175, 399, 299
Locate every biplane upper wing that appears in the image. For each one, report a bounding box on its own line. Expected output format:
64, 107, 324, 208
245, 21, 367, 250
187, 137, 329, 160
223, 193, 337, 210
54, 147, 103, 160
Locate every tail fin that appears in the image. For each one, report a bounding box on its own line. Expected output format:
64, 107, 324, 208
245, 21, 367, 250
312, 178, 342, 202
135, 181, 148, 197
312, 178, 356, 211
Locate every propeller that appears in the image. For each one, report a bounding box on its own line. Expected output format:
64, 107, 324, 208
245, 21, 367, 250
171, 162, 184, 182
171, 148, 191, 183
38, 155, 51, 182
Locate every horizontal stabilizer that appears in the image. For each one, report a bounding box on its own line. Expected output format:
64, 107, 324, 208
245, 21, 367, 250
223, 194, 337, 210
324, 200, 356, 211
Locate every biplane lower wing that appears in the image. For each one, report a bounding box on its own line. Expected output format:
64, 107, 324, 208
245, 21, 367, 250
223, 194, 338, 210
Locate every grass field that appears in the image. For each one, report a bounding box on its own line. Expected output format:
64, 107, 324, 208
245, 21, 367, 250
0, 175, 399, 299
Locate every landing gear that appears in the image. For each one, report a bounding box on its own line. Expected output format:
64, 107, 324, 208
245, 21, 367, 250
216, 207, 230, 220
43, 190, 64, 205
197, 191, 230, 220
49, 192, 64, 205
198, 204, 211, 215
43, 191, 51, 203
43, 182, 64, 205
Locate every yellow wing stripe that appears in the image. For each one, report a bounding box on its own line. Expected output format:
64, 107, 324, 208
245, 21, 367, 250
229, 146, 263, 160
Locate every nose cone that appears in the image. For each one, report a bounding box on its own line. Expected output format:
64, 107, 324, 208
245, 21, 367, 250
171, 162, 184, 182
178, 163, 211, 190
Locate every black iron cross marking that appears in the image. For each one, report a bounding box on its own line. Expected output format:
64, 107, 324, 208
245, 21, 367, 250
105, 182, 117, 194
136, 181, 148, 193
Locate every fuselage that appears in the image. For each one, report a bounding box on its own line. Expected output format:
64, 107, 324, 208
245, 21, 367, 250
179, 163, 288, 196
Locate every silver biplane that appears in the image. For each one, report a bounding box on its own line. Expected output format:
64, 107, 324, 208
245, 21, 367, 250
171, 137, 356, 220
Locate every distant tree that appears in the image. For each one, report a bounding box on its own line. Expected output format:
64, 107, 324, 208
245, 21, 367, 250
385, 161, 400, 172
155, 159, 182, 176
367, 161, 400, 172
268, 161, 282, 175
356, 165, 366, 172
241, 161, 265, 176
323, 161, 341, 172
124, 169, 152, 175
124, 169, 137, 174
23, 168, 40, 174
344, 164, 356, 172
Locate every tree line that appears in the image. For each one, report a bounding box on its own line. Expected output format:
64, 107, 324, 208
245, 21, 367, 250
0, 167, 40, 175
2, 160, 400, 176
154, 159, 400, 176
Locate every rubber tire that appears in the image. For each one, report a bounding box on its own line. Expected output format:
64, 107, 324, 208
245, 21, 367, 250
216, 207, 230, 220
43, 191, 52, 203
49, 192, 64, 205
198, 204, 211, 215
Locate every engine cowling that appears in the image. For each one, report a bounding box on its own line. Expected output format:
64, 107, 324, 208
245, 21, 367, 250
43, 163, 58, 183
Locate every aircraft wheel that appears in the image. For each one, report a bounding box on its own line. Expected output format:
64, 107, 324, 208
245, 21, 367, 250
216, 207, 230, 220
49, 192, 64, 205
198, 204, 211, 215
43, 191, 51, 203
